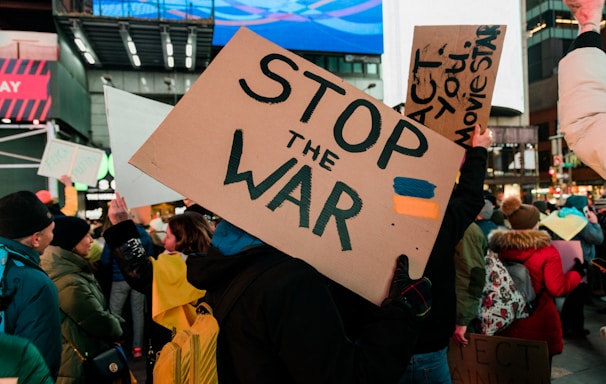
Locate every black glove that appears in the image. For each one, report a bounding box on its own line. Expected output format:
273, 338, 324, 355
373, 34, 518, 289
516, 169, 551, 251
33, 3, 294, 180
571, 258, 586, 278
385, 255, 432, 317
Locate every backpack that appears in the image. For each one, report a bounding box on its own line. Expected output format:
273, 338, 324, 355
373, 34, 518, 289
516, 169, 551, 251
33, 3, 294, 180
0, 245, 26, 334
477, 250, 529, 335
503, 260, 540, 315
153, 254, 286, 384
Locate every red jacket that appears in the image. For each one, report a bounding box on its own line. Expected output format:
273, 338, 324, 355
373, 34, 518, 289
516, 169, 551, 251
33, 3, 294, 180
488, 229, 582, 355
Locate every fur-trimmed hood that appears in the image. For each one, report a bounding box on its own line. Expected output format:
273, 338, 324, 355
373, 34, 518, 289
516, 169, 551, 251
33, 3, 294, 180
488, 228, 552, 252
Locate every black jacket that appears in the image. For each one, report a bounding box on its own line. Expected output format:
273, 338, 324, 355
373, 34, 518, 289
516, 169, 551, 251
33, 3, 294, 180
186, 245, 421, 384
414, 147, 487, 353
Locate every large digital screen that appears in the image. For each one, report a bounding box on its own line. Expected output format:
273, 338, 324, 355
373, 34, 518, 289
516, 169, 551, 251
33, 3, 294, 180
93, 0, 383, 54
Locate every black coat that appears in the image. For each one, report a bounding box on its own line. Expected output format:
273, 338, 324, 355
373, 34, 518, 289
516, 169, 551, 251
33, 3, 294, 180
413, 146, 488, 353
186, 245, 421, 384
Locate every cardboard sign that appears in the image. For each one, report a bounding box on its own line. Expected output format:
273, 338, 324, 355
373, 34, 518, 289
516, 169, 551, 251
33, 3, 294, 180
448, 334, 550, 384
38, 138, 104, 186
540, 211, 587, 241
405, 25, 506, 148
130, 27, 465, 305
104, 86, 184, 208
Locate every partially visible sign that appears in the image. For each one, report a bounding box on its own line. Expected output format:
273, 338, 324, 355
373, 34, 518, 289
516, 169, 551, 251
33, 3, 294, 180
405, 25, 506, 148
104, 86, 183, 208
38, 138, 104, 186
130, 27, 465, 305
447, 334, 550, 384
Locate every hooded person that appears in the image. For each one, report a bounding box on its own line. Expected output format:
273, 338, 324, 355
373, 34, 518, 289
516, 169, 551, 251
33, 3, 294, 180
0, 190, 61, 379
489, 196, 583, 362
40, 216, 125, 384
476, 199, 498, 239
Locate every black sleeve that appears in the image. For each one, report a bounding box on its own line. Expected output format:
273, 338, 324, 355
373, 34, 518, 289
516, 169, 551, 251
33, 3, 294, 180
103, 220, 154, 293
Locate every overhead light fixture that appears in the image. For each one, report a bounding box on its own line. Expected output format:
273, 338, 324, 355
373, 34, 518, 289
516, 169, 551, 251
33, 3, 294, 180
1, 118, 11, 124
186, 26, 197, 71
83, 52, 96, 65
160, 25, 174, 70
70, 19, 100, 66
119, 23, 141, 69
74, 38, 87, 52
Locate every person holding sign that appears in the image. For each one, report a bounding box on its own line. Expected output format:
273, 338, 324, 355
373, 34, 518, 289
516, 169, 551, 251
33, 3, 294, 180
399, 125, 491, 384
104, 207, 214, 382
36, 175, 78, 217
558, 0, 606, 179
105, 194, 432, 383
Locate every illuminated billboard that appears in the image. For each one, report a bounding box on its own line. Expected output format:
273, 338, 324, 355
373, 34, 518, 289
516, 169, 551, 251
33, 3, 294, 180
93, 0, 383, 54
0, 59, 52, 122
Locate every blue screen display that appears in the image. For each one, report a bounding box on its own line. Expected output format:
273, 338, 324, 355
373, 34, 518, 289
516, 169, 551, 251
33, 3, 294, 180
92, 0, 383, 54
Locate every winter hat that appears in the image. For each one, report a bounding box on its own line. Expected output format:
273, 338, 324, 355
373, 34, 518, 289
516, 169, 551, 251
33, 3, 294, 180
501, 196, 540, 230
0, 191, 54, 239
51, 216, 90, 251
35, 189, 56, 205
478, 200, 494, 220
532, 200, 548, 214
491, 209, 506, 226
564, 195, 588, 212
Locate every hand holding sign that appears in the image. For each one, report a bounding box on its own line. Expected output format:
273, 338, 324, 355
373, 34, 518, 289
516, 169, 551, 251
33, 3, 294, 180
37, 138, 104, 186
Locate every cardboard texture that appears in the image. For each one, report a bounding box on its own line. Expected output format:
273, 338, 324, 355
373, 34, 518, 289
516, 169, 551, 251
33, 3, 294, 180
448, 334, 550, 384
130, 27, 465, 305
405, 25, 506, 148
104, 86, 183, 208
37, 138, 104, 186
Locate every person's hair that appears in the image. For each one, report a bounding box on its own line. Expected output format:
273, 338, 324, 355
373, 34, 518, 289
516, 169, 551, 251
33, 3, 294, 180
168, 212, 214, 254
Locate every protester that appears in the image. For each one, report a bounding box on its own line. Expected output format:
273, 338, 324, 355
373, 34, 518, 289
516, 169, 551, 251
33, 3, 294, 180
491, 196, 583, 365
400, 124, 491, 384
41, 215, 126, 384
558, 0, 606, 179
0, 190, 61, 379
453, 222, 488, 346
104, 191, 433, 383
104, 207, 214, 382
36, 174, 78, 216
101, 219, 155, 359
0, 333, 54, 384
559, 195, 603, 337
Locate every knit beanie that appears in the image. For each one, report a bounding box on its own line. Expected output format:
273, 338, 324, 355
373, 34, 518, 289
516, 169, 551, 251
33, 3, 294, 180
0, 191, 54, 239
532, 200, 548, 214
51, 216, 90, 251
564, 195, 588, 212
35, 189, 56, 205
478, 200, 494, 220
500, 196, 540, 230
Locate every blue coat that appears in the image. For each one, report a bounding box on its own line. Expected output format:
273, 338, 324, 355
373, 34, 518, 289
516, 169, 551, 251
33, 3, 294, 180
0, 237, 62, 379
